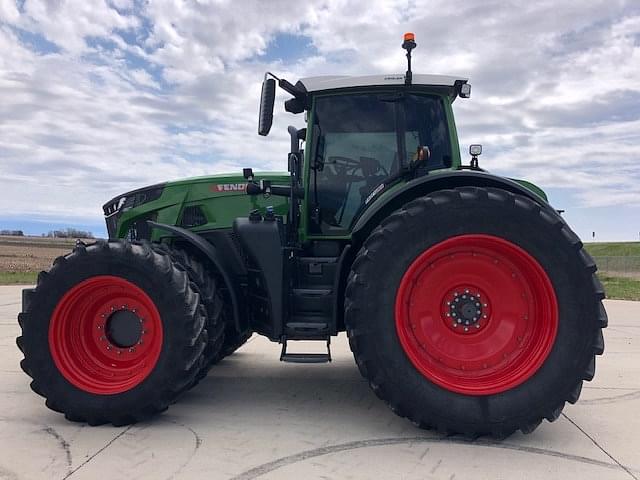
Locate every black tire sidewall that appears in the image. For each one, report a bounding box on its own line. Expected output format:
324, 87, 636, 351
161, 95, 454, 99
23, 244, 198, 418
349, 190, 598, 430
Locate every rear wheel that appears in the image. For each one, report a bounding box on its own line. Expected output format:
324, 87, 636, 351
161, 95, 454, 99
17, 241, 207, 425
345, 187, 606, 437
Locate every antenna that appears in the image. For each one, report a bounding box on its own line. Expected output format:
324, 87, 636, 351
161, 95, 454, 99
402, 32, 417, 86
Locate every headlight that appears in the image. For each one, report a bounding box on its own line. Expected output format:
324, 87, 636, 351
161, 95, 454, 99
103, 183, 165, 217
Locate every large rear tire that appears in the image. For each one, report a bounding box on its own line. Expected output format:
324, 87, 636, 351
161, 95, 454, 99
16, 240, 207, 426
345, 187, 606, 437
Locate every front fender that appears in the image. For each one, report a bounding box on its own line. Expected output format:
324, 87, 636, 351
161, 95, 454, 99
147, 221, 244, 335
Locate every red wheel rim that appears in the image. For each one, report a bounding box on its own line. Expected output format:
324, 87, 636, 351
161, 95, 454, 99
395, 234, 558, 395
49, 276, 163, 395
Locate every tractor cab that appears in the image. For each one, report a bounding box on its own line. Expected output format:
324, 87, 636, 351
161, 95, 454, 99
254, 36, 471, 238
304, 81, 461, 235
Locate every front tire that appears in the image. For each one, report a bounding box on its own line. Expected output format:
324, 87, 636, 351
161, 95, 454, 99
345, 187, 606, 437
17, 241, 207, 426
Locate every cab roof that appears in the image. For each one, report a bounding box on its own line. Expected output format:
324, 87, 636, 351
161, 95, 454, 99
298, 74, 468, 93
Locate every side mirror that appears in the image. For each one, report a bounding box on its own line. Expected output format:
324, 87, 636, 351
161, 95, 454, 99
258, 78, 276, 136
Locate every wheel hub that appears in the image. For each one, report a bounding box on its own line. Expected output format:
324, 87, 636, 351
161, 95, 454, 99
443, 287, 491, 333
106, 309, 143, 348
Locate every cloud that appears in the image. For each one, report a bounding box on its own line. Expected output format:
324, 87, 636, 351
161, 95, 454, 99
0, 0, 639, 235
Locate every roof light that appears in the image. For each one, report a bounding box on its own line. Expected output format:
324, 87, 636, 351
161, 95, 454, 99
404, 32, 415, 42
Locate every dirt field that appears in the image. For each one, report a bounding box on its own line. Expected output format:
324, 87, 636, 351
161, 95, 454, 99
0, 236, 85, 272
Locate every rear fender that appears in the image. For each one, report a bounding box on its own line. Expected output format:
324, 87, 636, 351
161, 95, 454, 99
351, 171, 550, 243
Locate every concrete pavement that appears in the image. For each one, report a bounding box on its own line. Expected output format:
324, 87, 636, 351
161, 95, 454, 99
1, 285, 638, 480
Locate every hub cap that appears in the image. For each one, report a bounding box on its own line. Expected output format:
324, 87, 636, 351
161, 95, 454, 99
395, 234, 558, 395
49, 275, 163, 395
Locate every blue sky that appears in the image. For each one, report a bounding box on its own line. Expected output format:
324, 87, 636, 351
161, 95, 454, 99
0, 0, 639, 241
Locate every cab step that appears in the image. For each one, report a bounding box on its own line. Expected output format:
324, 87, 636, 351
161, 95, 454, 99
280, 337, 331, 363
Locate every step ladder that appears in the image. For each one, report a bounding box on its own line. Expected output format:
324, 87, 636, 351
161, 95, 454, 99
280, 337, 332, 363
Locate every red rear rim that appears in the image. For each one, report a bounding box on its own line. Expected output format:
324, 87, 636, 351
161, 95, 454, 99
49, 275, 163, 395
395, 234, 558, 395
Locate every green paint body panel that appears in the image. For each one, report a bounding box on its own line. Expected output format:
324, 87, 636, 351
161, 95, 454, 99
114, 172, 290, 240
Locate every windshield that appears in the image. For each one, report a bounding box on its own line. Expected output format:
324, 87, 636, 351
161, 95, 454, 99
310, 92, 451, 234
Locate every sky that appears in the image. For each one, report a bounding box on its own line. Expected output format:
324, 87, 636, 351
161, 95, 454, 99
0, 0, 639, 241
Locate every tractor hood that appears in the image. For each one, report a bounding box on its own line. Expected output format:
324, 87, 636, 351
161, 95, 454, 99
103, 171, 289, 214
102, 171, 290, 239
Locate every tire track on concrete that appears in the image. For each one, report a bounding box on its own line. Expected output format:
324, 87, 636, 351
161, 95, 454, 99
164, 420, 203, 480
579, 390, 640, 406
42, 426, 72, 474
62, 426, 132, 479
229, 436, 635, 480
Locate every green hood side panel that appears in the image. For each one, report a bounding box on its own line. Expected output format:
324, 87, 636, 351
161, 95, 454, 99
114, 172, 290, 239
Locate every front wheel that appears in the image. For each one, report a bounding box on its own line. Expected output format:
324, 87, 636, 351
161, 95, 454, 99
17, 241, 208, 425
345, 187, 606, 437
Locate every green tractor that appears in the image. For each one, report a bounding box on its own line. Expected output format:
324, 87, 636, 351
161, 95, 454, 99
17, 34, 605, 436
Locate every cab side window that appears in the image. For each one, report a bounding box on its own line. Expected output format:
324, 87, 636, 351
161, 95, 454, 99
312, 94, 399, 234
